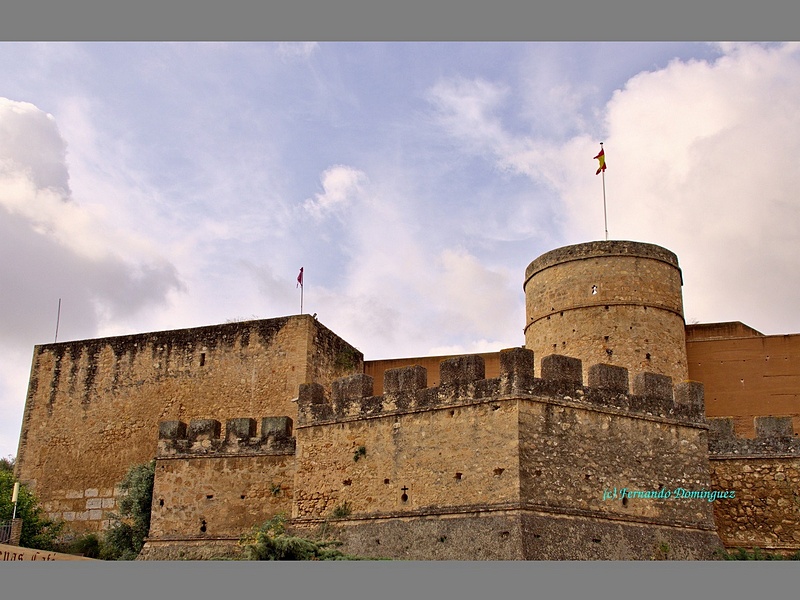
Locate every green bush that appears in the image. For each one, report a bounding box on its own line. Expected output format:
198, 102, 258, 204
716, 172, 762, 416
331, 501, 353, 519
101, 460, 155, 560
0, 458, 63, 550
56, 532, 103, 558
239, 514, 365, 560
717, 546, 800, 560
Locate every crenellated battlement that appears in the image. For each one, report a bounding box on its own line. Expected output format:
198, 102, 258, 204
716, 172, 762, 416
708, 416, 800, 456
296, 348, 706, 426
156, 416, 295, 456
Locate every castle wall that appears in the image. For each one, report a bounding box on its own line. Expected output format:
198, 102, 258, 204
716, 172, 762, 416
293, 356, 520, 521
524, 241, 688, 387
708, 416, 800, 552
149, 416, 296, 541
519, 401, 714, 527
687, 331, 800, 437
515, 356, 718, 559
15, 235, 799, 560
292, 349, 721, 560
14, 315, 361, 532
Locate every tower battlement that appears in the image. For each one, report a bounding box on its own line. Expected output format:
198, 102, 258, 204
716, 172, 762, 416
708, 416, 800, 456
297, 347, 705, 426
156, 416, 295, 456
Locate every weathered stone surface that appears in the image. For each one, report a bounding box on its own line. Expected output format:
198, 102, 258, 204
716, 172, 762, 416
440, 355, 485, 386
499, 347, 535, 378
332, 374, 374, 402
540, 354, 583, 385
261, 416, 293, 440
159, 421, 187, 440
298, 382, 325, 405
225, 418, 256, 440
15, 315, 361, 533
383, 365, 427, 394
710, 456, 800, 551
673, 381, 705, 421
633, 372, 673, 401
524, 241, 688, 386
188, 420, 221, 442
588, 363, 629, 393
149, 453, 295, 541
292, 395, 520, 521
708, 417, 735, 440
709, 416, 800, 456
756, 416, 794, 440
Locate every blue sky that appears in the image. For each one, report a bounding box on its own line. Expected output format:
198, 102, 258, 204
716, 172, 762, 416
2, 42, 800, 458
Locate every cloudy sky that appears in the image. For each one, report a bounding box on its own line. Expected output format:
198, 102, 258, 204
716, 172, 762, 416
2, 41, 800, 458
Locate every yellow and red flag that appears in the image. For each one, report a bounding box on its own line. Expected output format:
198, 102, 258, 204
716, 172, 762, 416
594, 146, 606, 175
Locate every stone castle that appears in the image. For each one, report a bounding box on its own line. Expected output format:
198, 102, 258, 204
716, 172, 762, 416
13, 240, 800, 559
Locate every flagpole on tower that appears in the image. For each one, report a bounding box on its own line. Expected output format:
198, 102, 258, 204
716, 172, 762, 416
594, 142, 608, 241
297, 267, 304, 314
602, 168, 608, 241
55, 297, 62, 343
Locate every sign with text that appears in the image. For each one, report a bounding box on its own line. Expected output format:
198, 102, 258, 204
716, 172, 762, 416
0, 543, 94, 561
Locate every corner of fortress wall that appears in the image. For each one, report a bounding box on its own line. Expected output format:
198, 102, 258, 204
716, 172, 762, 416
284, 348, 725, 560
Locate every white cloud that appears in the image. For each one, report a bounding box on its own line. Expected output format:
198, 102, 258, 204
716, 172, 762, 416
429, 44, 800, 335
0, 98, 71, 194
0, 97, 186, 459
303, 165, 367, 219
588, 43, 800, 334
0, 97, 182, 344
427, 77, 513, 159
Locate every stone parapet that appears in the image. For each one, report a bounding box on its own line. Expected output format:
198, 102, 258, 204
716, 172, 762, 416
157, 416, 295, 456
297, 349, 706, 426
708, 416, 800, 456
524, 240, 681, 284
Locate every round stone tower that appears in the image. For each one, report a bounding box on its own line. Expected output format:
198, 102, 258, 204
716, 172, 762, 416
523, 240, 688, 387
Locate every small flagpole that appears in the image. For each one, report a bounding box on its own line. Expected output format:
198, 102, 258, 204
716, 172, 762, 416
596, 141, 608, 241
297, 267, 304, 315
602, 168, 608, 241
54, 298, 62, 343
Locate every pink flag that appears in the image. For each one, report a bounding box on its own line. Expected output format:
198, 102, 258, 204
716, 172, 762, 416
297, 267, 304, 288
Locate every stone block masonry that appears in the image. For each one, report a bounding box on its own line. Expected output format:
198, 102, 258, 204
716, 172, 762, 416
524, 241, 689, 386
142, 414, 297, 559
708, 416, 800, 552
15, 238, 798, 560
14, 315, 361, 533
292, 348, 721, 560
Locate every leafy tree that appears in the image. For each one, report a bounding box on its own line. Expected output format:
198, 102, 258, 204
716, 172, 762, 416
239, 514, 366, 560
101, 460, 155, 560
0, 455, 14, 472
57, 532, 103, 558
0, 458, 63, 550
